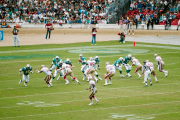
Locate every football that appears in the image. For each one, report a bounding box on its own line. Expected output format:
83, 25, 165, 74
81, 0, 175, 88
78, 59, 82, 62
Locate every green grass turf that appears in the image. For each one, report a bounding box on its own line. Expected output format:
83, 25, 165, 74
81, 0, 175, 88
0, 41, 180, 120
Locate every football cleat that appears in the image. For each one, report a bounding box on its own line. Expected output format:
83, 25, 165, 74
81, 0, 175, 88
150, 84, 152, 86
65, 82, 69, 85
138, 75, 141, 79
96, 100, 99, 104
24, 83, 27, 86
78, 81, 81, 85
89, 103, 93, 105
104, 83, 108, 86
120, 75, 125, 77
108, 82, 112, 85
144, 85, 148, 87
19, 80, 21, 84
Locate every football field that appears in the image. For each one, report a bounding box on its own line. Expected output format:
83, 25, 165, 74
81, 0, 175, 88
0, 41, 180, 120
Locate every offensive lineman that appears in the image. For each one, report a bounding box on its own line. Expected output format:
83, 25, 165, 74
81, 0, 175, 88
142, 61, 152, 86
93, 56, 102, 80
154, 54, 168, 77
146, 60, 158, 83
104, 62, 116, 86
60, 63, 80, 85
131, 57, 142, 78
19, 64, 33, 86
86, 80, 99, 105
123, 54, 132, 77
36, 65, 52, 87
114, 57, 125, 77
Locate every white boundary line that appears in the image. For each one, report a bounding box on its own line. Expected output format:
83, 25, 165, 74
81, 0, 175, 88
0, 101, 180, 119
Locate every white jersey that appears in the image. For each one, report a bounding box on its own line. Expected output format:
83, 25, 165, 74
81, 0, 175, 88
87, 60, 96, 69
146, 62, 154, 69
40, 67, 51, 75
106, 65, 115, 73
62, 63, 71, 72
89, 80, 96, 90
155, 56, 163, 64
132, 58, 141, 66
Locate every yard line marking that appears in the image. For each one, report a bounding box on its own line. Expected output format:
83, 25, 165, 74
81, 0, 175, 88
0, 101, 180, 119
1, 90, 180, 109
0, 82, 180, 99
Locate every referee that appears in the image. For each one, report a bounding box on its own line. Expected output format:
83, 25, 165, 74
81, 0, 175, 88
45, 21, 53, 40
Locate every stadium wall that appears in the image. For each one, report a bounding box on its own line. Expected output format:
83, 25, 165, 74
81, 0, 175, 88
5, 24, 178, 30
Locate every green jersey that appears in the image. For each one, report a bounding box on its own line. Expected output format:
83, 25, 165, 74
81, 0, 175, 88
63, 60, 72, 65
56, 63, 62, 69
114, 59, 123, 66
123, 56, 132, 64
52, 58, 61, 65
21, 67, 32, 75
80, 57, 86, 65
93, 58, 100, 65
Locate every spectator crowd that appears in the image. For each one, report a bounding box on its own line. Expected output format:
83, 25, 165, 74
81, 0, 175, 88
0, 0, 122, 26
121, 0, 180, 30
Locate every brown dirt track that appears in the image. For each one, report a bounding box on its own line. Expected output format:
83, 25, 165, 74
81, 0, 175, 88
0, 28, 180, 46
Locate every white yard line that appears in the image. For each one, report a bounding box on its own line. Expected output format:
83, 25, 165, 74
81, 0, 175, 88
0, 101, 180, 119
1, 90, 180, 109
0, 82, 179, 99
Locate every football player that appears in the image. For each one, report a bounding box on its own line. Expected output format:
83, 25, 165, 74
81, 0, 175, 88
93, 56, 102, 80
104, 62, 116, 86
154, 54, 168, 77
131, 57, 142, 78
123, 54, 132, 77
142, 61, 152, 86
85, 57, 98, 82
19, 64, 33, 86
114, 57, 125, 77
145, 60, 158, 83
50, 56, 61, 71
86, 80, 99, 105
60, 63, 80, 85
78, 54, 87, 80
36, 65, 52, 87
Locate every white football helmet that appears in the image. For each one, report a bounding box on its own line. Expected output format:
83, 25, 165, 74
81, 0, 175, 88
79, 54, 82, 57
146, 60, 149, 63
154, 54, 158, 58
95, 56, 99, 59
89, 57, 93, 61
67, 58, 70, 62
119, 57, 123, 61
132, 57, 135, 60
128, 54, 132, 59
106, 62, 109, 65
59, 60, 63, 64
26, 64, 30, 68
41, 65, 45, 68
56, 56, 59, 59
